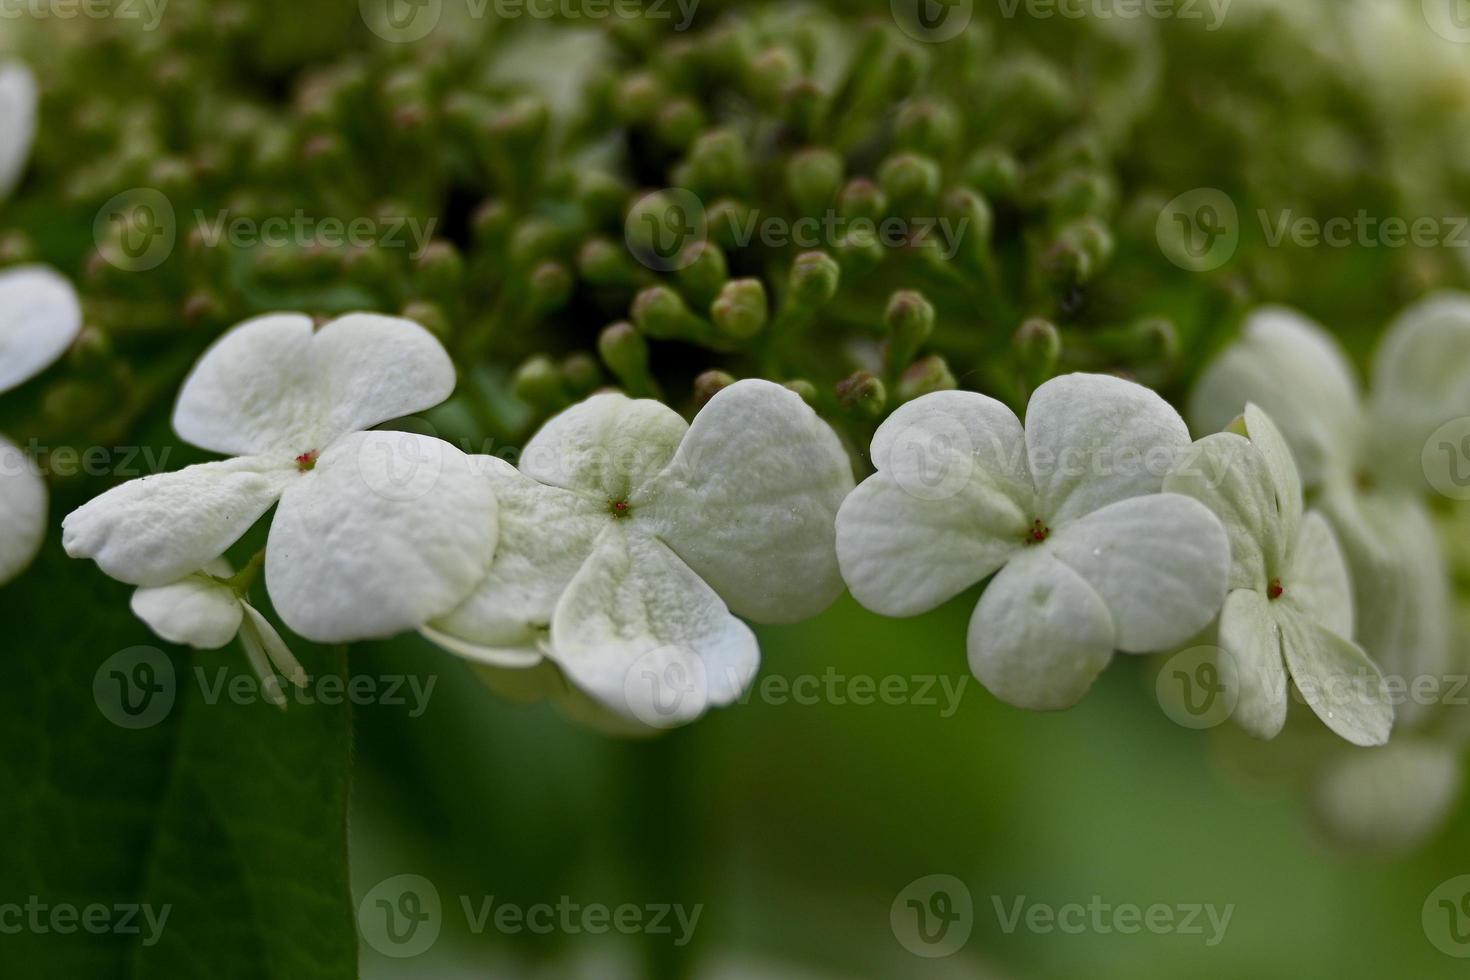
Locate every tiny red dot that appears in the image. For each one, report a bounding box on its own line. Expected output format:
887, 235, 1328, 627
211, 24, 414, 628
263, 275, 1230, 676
1267, 579, 1284, 600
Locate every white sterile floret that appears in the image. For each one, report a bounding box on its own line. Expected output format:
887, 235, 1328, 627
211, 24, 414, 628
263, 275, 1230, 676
1165, 405, 1393, 747
63, 312, 498, 642
424, 379, 855, 728
131, 559, 307, 707
0, 60, 38, 201
1189, 301, 1470, 724
0, 265, 83, 584
835, 373, 1231, 711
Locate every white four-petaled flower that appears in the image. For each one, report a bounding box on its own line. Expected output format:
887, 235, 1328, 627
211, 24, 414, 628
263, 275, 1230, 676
1190, 301, 1470, 725
835, 373, 1231, 710
1165, 405, 1392, 746
425, 379, 855, 728
64, 312, 498, 642
0, 266, 82, 584
131, 559, 308, 707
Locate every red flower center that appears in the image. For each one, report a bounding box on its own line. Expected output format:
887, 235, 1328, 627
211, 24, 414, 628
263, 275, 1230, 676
296, 450, 320, 472
1025, 519, 1050, 544
1267, 578, 1284, 600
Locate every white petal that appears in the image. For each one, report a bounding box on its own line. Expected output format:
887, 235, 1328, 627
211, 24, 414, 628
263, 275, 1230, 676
1046, 493, 1230, 653
173, 312, 455, 457
1319, 485, 1452, 727
0, 433, 46, 584
62, 456, 293, 586
548, 525, 759, 728
1278, 607, 1393, 747
0, 265, 83, 394
266, 431, 497, 643
130, 571, 242, 650
834, 390, 1031, 617
241, 602, 306, 687
1188, 307, 1363, 487
1312, 739, 1463, 852
642, 380, 855, 623
1164, 432, 1283, 591
427, 455, 606, 658
966, 548, 1116, 711
1368, 292, 1470, 490
1217, 588, 1288, 740
520, 391, 688, 500
1286, 511, 1354, 640
0, 61, 37, 201
1024, 373, 1190, 524
1241, 404, 1303, 542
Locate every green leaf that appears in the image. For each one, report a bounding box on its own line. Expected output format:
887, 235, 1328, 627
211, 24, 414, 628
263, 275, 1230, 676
0, 536, 356, 979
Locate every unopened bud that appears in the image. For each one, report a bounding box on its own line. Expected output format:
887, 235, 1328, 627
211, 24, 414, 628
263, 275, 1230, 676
878, 152, 941, 213
884, 290, 935, 373
897, 355, 957, 403
788, 251, 841, 312
787, 148, 845, 215
513, 354, 570, 411
1015, 318, 1061, 383
711, 278, 768, 340
693, 369, 736, 408
836, 371, 888, 419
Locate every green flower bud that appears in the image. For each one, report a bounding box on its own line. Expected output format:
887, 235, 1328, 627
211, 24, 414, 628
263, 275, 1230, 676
1048, 170, 1118, 223
995, 56, 1076, 126
895, 99, 961, 159
632, 285, 708, 341
884, 290, 935, 374
783, 379, 818, 406
1014, 318, 1061, 384
897, 354, 958, 403
782, 78, 828, 137
415, 241, 464, 301
676, 241, 728, 306
513, 354, 570, 412
1128, 316, 1180, 364
941, 188, 994, 269
877, 152, 941, 213
711, 278, 768, 340
508, 218, 563, 269
693, 369, 736, 408
578, 237, 643, 287
615, 71, 665, 125
787, 250, 841, 312
838, 179, 888, 223
577, 171, 628, 228
835, 231, 884, 277
787, 147, 845, 216
598, 321, 655, 396
747, 47, 800, 107
964, 146, 1022, 202
401, 300, 451, 342
68, 326, 112, 371
836, 370, 888, 419
528, 261, 573, 313
656, 98, 706, 150
473, 199, 512, 247
685, 128, 751, 197
705, 198, 752, 251
561, 352, 602, 396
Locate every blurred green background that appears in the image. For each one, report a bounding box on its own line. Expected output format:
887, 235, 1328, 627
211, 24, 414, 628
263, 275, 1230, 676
4, 1, 1470, 977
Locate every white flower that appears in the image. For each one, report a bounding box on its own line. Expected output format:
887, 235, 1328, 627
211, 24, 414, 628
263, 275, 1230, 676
835, 373, 1231, 710
1165, 405, 1393, 746
0, 265, 82, 584
131, 559, 307, 707
1189, 301, 1470, 724
63, 312, 498, 643
424, 379, 855, 728
0, 60, 37, 201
